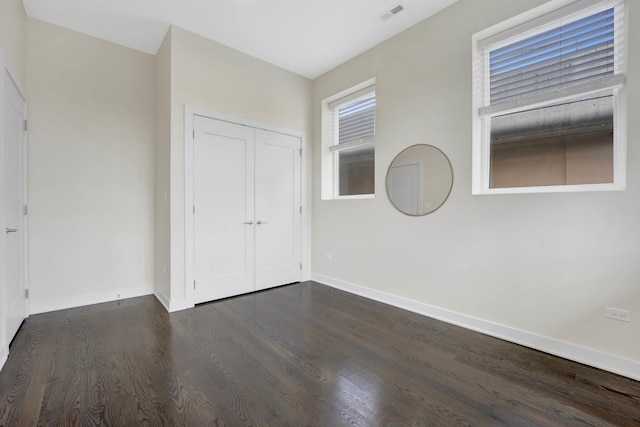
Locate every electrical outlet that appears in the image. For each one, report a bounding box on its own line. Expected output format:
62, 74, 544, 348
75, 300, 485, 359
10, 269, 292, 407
324, 254, 333, 261
605, 307, 631, 322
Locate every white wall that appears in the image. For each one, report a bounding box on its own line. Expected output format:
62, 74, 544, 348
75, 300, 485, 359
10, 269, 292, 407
26, 19, 156, 313
311, 0, 640, 376
167, 26, 312, 308
154, 30, 172, 306
0, 0, 27, 84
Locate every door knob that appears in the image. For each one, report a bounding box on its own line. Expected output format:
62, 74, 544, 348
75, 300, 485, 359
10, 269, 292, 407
256, 220, 268, 225
244, 221, 254, 225
5, 228, 18, 233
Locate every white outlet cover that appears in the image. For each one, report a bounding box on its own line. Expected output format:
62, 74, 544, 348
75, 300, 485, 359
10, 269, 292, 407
605, 307, 631, 322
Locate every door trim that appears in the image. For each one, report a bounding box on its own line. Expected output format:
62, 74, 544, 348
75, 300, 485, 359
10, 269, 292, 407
0, 50, 29, 365
184, 105, 309, 310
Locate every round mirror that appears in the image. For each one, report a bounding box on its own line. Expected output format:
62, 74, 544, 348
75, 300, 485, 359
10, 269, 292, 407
386, 144, 453, 216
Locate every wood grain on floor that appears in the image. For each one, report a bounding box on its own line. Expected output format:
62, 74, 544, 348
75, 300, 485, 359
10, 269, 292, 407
0, 282, 638, 426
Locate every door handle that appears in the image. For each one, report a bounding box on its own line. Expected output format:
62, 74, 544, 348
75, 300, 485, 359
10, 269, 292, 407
256, 220, 268, 225
244, 221, 254, 225
5, 228, 18, 233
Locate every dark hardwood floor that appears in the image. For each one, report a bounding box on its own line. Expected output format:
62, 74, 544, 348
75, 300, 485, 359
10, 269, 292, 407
1, 282, 639, 426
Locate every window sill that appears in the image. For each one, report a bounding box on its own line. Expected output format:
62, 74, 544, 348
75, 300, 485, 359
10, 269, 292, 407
472, 182, 625, 195
323, 194, 375, 201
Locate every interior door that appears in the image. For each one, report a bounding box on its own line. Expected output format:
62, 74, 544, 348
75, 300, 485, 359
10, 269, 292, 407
193, 116, 255, 303
254, 129, 301, 290
2, 66, 28, 346
387, 162, 422, 215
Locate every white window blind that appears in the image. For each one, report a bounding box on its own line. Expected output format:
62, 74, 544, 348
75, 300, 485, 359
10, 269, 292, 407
329, 87, 376, 152
478, 0, 626, 116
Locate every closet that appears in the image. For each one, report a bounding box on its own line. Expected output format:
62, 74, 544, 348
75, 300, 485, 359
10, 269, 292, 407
192, 115, 301, 303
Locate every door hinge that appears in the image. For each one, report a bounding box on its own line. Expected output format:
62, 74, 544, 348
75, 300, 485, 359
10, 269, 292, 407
299, 149, 302, 157
300, 263, 302, 270
24, 205, 28, 215
25, 289, 29, 299
23, 120, 27, 131
193, 130, 195, 139
193, 280, 196, 289
299, 206, 302, 214
193, 205, 196, 215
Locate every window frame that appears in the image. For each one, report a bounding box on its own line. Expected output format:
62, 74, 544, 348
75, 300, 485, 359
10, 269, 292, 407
471, 0, 628, 195
321, 78, 376, 200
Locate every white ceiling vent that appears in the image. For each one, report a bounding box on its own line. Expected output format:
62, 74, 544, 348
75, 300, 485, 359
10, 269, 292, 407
378, 4, 405, 22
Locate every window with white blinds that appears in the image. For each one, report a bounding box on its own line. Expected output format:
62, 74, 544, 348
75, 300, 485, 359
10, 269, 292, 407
491, 8, 618, 103
472, 0, 628, 194
329, 87, 376, 153
326, 85, 376, 197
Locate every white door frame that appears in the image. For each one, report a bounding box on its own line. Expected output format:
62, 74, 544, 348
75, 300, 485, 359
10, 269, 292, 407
184, 105, 309, 310
0, 50, 29, 367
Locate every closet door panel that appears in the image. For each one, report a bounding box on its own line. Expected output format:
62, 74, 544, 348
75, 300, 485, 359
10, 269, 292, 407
193, 117, 255, 303
254, 129, 302, 290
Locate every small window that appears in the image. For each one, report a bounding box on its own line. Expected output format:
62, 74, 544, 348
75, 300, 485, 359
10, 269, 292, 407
472, 0, 627, 194
321, 81, 376, 199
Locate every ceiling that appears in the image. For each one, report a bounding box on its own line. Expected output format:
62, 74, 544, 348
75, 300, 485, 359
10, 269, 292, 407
22, 0, 459, 79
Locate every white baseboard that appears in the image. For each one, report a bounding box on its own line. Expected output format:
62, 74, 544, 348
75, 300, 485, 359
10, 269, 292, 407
154, 291, 188, 313
154, 290, 171, 311
0, 344, 6, 373
29, 286, 154, 315
312, 273, 640, 382
168, 298, 188, 312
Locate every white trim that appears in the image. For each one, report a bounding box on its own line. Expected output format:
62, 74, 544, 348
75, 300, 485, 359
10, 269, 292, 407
184, 105, 310, 310
332, 194, 376, 200
154, 291, 188, 313
478, 182, 625, 195
312, 273, 640, 381
478, 0, 621, 49
327, 85, 375, 110
0, 344, 6, 372
184, 105, 195, 310
329, 136, 374, 153
29, 286, 154, 315
169, 297, 188, 312
300, 127, 311, 283
0, 50, 29, 365
154, 290, 171, 311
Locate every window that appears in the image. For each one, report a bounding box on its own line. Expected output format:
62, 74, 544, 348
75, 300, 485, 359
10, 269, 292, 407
321, 80, 376, 199
472, 0, 627, 194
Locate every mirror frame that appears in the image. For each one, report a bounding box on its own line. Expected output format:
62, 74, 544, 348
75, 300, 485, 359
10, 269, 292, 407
386, 144, 454, 217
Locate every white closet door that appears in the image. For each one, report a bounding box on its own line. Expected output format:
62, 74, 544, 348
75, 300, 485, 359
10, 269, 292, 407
2, 65, 28, 346
254, 129, 301, 290
193, 116, 255, 303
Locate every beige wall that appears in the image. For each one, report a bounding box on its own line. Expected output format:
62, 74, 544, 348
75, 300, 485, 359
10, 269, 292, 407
312, 0, 640, 365
0, 0, 27, 84
167, 26, 312, 305
26, 19, 156, 312
155, 30, 172, 303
